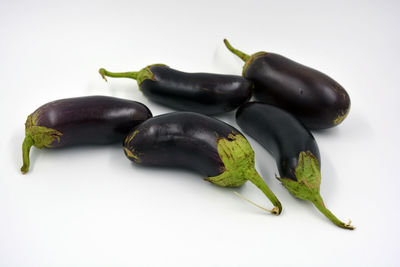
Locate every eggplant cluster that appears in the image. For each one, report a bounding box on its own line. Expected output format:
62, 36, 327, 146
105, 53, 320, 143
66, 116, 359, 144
21, 39, 354, 229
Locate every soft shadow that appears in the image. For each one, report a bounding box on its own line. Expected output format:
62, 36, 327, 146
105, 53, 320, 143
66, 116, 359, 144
212, 111, 236, 126
317, 153, 339, 200
312, 111, 373, 139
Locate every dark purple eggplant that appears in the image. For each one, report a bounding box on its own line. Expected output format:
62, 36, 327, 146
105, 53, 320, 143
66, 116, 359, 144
236, 102, 354, 229
98, 64, 252, 115
21, 96, 152, 174
224, 39, 351, 130
123, 112, 282, 214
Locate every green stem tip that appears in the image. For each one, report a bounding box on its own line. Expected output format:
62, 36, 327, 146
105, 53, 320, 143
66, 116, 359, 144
223, 38, 251, 62
278, 151, 355, 230
233, 191, 279, 214
248, 170, 282, 215
98, 68, 108, 82
20, 114, 63, 174
21, 135, 34, 174
98, 68, 138, 81
312, 194, 355, 230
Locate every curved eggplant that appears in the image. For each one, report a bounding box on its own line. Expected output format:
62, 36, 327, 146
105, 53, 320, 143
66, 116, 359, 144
99, 64, 252, 115
123, 112, 282, 214
236, 102, 354, 229
224, 39, 351, 129
21, 95, 152, 174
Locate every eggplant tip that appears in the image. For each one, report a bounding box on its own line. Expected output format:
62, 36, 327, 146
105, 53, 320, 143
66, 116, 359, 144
98, 68, 108, 82
344, 220, 355, 230
233, 191, 280, 215
20, 166, 28, 174
271, 206, 281, 215
333, 107, 350, 125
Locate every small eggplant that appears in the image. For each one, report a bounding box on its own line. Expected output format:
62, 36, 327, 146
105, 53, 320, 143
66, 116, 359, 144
224, 39, 351, 130
236, 102, 354, 229
123, 112, 282, 214
98, 64, 252, 115
21, 96, 152, 174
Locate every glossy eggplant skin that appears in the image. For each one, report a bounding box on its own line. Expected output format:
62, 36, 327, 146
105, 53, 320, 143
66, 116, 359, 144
236, 102, 355, 230
123, 111, 283, 214
100, 65, 252, 115
21, 96, 152, 174
236, 102, 320, 181
31, 96, 152, 146
245, 53, 350, 129
123, 112, 236, 177
144, 66, 252, 114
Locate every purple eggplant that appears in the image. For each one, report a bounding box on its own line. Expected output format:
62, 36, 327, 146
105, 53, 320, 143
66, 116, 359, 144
123, 112, 282, 214
21, 96, 152, 174
98, 64, 252, 115
224, 39, 351, 129
236, 102, 354, 229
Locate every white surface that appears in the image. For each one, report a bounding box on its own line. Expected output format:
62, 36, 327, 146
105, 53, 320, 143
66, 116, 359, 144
1, 0, 399, 266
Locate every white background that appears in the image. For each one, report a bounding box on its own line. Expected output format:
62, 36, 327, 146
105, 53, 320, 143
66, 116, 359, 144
1, 0, 399, 266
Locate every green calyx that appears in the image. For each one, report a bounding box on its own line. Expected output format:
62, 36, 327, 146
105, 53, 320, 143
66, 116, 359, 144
223, 39, 267, 76
278, 151, 321, 201
242, 52, 268, 76
21, 113, 63, 174
99, 64, 167, 91
206, 134, 282, 215
277, 151, 354, 230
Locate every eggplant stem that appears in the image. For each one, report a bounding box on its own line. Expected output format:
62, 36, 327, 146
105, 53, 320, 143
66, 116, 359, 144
233, 191, 278, 213
21, 135, 34, 174
312, 194, 355, 230
247, 170, 282, 214
98, 68, 138, 81
223, 39, 251, 62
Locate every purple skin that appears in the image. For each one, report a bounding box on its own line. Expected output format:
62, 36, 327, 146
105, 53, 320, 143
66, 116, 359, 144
123, 112, 235, 176
21, 96, 152, 174
224, 39, 351, 129
245, 53, 350, 129
98, 65, 253, 115
123, 112, 283, 214
236, 102, 354, 230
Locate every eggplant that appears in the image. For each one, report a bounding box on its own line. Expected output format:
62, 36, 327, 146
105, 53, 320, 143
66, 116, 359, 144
21, 96, 152, 174
123, 112, 282, 214
98, 64, 252, 115
236, 102, 354, 229
224, 39, 351, 129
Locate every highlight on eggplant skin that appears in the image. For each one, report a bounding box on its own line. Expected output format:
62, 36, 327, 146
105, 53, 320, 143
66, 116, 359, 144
224, 39, 351, 130
99, 65, 253, 115
236, 102, 354, 230
123, 111, 282, 214
21, 95, 153, 174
